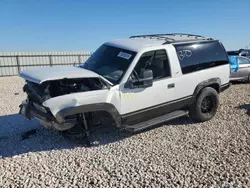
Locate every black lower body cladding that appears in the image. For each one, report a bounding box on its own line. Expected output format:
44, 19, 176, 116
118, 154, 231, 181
55, 103, 123, 127
220, 83, 231, 92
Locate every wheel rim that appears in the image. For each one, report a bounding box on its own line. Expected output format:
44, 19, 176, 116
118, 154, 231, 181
201, 96, 214, 113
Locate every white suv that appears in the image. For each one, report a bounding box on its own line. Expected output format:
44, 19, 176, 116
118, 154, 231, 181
19, 33, 231, 144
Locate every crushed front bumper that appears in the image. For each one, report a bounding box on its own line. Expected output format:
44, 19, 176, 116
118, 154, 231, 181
19, 100, 76, 131
19, 99, 54, 121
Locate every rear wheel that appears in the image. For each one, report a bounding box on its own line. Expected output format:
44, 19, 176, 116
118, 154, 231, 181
189, 87, 219, 122
247, 75, 250, 83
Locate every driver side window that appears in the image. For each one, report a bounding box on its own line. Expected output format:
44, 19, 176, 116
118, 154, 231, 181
133, 49, 171, 80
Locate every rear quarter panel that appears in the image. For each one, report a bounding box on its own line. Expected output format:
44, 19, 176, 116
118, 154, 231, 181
166, 42, 230, 100
173, 65, 230, 99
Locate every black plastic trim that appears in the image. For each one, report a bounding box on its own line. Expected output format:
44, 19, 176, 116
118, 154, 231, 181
193, 78, 221, 97
220, 83, 231, 92
122, 96, 193, 125
123, 110, 189, 132
56, 103, 122, 126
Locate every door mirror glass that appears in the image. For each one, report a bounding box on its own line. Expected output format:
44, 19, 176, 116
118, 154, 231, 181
138, 69, 153, 88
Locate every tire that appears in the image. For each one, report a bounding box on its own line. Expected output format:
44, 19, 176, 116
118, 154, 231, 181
59, 123, 87, 143
189, 87, 219, 122
247, 75, 250, 83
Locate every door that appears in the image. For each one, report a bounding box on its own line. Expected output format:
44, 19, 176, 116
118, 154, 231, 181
238, 57, 250, 79
119, 49, 176, 125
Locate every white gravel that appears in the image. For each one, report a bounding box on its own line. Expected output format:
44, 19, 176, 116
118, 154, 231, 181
0, 76, 250, 187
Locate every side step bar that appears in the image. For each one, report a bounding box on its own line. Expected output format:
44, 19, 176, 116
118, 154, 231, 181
123, 110, 189, 133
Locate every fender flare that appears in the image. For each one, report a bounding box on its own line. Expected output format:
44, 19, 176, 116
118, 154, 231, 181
193, 77, 221, 97
55, 102, 122, 126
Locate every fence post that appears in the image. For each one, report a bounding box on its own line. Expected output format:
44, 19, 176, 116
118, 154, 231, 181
49, 55, 53, 66
16, 55, 21, 73
78, 55, 81, 65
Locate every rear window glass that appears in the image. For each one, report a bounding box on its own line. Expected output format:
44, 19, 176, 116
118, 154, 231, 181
174, 41, 228, 74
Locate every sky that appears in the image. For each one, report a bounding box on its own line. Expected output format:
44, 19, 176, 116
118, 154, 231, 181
0, 0, 249, 52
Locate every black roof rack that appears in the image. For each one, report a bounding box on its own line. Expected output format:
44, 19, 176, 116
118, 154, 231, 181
129, 33, 214, 44
130, 34, 176, 42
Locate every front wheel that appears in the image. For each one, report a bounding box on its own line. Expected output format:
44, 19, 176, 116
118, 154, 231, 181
189, 87, 219, 122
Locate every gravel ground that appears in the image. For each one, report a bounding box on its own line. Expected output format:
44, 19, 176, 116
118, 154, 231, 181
0, 76, 250, 188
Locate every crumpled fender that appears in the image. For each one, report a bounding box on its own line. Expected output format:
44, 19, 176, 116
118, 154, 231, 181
42, 89, 122, 126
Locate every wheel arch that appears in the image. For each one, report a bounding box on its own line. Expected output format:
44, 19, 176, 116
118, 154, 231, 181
193, 77, 221, 97
55, 103, 122, 127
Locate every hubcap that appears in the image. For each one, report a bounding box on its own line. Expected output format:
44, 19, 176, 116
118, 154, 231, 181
201, 96, 213, 113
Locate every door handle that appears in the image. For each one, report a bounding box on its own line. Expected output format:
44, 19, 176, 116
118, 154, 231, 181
168, 83, 175, 88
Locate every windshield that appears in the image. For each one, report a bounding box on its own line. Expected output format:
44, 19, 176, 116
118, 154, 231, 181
81, 44, 137, 84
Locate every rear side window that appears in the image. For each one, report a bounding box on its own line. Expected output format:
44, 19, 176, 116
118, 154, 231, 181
241, 50, 250, 58
238, 57, 250, 64
174, 41, 228, 74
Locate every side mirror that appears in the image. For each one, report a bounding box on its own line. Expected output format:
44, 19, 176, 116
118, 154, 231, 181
125, 69, 153, 89
138, 69, 153, 88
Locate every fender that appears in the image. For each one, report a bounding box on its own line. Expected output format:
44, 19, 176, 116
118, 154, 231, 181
55, 103, 122, 126
193, 77, 221, 97
42, 89, 123, 127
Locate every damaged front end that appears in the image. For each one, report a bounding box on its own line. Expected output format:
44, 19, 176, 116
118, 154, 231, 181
19, 99, 77, 131
19, 77, 110, 131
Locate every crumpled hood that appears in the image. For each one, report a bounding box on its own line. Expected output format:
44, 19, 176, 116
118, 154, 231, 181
19, 66, 113, 85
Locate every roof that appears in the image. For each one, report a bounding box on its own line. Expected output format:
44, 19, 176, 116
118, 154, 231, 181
105, 33, 214, 52
105, 38, 165, 52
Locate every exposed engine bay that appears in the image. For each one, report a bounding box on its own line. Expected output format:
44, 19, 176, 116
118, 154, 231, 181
19, 76, 114, 146
23, 77, 108, 104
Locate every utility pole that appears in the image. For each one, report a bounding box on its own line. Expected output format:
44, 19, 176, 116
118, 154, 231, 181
245, 43, 250, 49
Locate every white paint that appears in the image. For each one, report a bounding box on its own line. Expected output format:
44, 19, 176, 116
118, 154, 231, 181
118, 44, 230, 114
19, 38, 230, 124
19, 66, 113, 85
42, 90, 113, 117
